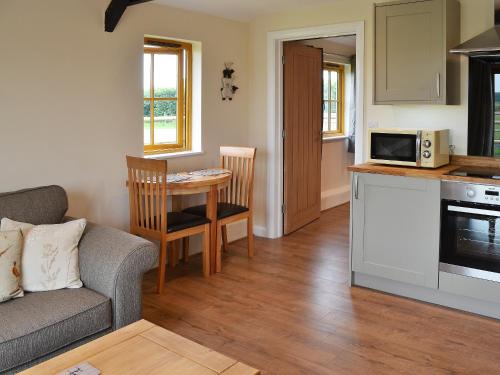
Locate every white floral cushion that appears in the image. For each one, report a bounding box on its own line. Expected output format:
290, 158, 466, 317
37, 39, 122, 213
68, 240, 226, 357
0, 218, 86, 292
0, 229, 23, 302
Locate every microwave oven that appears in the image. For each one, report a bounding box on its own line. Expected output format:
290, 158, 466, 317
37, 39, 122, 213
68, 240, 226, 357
368, 128, 450, 168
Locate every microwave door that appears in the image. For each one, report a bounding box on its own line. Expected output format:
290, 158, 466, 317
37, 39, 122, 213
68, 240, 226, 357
371, 133, 420, 163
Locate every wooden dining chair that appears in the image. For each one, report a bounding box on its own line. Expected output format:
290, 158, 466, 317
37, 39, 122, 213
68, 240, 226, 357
183, 146, 257, 272
126, 156, 211, 294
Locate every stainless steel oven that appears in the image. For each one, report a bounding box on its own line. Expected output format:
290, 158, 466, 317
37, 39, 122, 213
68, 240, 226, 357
440, 181, 500, 282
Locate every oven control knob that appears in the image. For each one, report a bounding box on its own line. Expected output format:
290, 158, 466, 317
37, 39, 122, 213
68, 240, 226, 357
423, 140, 432, 148
422, 150, 431, 158
466, 189, 476, 198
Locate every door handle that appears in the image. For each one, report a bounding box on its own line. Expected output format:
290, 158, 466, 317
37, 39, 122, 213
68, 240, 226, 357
354, 174, 359, 199
436, 73, 441, 98
448, 205, 500, 217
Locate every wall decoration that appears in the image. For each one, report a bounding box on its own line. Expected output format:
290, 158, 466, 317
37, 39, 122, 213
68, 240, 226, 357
221, 62, 239, 101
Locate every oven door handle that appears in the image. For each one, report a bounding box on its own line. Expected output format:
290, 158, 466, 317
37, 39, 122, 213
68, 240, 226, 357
448, 205, 500, 217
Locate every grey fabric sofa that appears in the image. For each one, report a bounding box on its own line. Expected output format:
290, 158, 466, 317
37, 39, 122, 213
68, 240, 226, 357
0, 186, 158, 374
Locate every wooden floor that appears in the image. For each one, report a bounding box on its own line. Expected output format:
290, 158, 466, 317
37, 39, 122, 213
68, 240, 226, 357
142, 204, 500, 374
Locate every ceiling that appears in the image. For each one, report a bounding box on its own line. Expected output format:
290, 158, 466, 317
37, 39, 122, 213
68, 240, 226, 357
153, 0, 340, 22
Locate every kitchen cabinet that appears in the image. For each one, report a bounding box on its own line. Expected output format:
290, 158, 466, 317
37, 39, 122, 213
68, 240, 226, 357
351, 173, 440, 288
374, 0, 460, 104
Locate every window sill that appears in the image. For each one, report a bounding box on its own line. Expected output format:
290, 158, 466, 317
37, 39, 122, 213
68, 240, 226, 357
323, 135, 348, 143
144, 150, 205, 159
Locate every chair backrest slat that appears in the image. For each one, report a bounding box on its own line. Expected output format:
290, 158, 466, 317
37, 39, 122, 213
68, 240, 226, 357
155, 172, 160, 231
126, 156, 168, 237
241, 157, 248, 206
235, 157, 240, 205
220, 146, 257, 209
143, 170, 148, 225
234, 157, 240, 205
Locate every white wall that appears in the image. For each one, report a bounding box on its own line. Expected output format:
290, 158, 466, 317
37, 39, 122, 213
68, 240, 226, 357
1, 0, 495, 238
248, 0, 494, 231
321, 139, 354, 210
0, 0, 249, 230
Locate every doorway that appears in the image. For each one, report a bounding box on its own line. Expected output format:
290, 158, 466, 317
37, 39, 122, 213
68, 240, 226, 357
283, 36, 357, 235
266, 22, 365, 239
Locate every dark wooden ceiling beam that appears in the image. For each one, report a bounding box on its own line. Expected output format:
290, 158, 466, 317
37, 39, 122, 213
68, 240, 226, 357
105, 0, 153, 33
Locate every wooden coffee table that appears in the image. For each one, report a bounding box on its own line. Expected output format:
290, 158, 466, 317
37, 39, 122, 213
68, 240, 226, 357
19, 320, 260, 375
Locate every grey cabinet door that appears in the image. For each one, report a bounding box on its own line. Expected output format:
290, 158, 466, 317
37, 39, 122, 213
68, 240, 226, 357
375, 0, 444, 104
351, 173, 440, 288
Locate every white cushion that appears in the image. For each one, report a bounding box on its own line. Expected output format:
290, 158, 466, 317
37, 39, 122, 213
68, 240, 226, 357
0, 218, 86, 292
0, 229, 23, 302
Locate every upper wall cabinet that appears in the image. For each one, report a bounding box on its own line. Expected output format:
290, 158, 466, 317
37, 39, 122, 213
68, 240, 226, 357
374, 0, 460, 105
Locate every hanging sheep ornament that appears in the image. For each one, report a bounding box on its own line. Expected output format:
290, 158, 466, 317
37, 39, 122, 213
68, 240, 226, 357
221, 62, 238, 101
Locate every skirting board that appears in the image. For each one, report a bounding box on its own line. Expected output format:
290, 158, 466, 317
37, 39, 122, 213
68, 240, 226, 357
321, 185, 350, 211
353, 272, 500, 320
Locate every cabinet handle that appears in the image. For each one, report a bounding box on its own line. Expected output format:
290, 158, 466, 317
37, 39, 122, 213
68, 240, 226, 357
354, 174, 359, 199
436, 73, 441, 98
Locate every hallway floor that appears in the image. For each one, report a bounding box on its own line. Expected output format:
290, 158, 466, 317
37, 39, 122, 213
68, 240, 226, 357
142, 204, 500, 374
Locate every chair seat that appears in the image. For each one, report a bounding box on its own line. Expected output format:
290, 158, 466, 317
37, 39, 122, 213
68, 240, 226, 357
183, 202, 249, 220
167, 211, 210, 233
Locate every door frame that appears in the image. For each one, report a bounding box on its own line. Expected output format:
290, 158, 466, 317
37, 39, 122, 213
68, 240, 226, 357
266, 21, 365, 239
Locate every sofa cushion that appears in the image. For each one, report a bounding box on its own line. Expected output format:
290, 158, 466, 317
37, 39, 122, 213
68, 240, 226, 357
0, 229, 24, 302
0, 185, 68, 225
0, 288, 111, 373
1, 218, 86, 292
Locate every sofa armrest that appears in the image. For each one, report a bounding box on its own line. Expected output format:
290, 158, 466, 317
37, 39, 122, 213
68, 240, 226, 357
77, 221, 158, 329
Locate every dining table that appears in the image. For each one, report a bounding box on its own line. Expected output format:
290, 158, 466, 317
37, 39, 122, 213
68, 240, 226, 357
160, 168, 232, 275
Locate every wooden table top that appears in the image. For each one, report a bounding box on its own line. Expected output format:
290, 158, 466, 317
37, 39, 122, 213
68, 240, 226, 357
167, 168, 232, 194
19, 320, 260, 375
127, 168, 232, 195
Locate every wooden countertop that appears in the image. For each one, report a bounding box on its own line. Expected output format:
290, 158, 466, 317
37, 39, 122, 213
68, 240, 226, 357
348, 155, 500, 186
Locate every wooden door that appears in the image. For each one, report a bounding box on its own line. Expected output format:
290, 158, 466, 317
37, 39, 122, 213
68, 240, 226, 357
283, 42, 322, 235
374, 0, 444, 104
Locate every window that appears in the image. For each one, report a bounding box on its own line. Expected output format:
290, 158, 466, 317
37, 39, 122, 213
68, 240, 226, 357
323, 64, 345, 137
144, 38, 192, 154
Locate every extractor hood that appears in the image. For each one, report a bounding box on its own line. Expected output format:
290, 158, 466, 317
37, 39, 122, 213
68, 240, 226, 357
450, 0, 500, 56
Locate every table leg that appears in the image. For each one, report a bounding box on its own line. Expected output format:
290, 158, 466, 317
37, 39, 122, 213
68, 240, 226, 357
171, 195, 182, 267
206, 186, 218, 274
